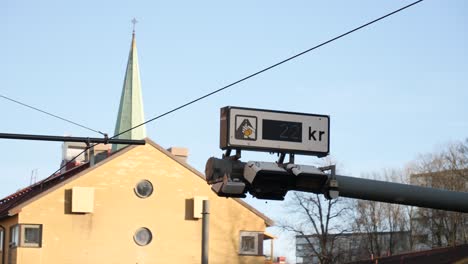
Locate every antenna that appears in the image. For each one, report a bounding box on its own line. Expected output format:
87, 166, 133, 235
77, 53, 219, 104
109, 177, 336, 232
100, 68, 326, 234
30, 168, 38, 185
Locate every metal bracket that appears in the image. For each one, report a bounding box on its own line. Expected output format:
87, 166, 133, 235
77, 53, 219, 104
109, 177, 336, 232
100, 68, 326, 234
320, 165, 339, 199
222, 148, 241, 161
85, 138, 95, 166
276, 152, 295, 167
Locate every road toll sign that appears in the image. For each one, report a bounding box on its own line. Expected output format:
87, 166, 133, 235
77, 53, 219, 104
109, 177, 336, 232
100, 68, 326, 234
220, 106, 330, 156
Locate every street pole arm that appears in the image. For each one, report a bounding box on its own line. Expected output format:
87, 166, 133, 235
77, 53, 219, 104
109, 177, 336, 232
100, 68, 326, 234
0, 132, 146, 145
333, 175, 468, 213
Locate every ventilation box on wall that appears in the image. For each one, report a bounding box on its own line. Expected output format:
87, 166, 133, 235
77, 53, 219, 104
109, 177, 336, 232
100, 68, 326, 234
72, 187, 95, 213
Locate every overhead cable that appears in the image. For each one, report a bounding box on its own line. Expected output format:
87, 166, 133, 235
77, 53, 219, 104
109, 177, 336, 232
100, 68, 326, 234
0, 94, 106, 136
43, 0, 424, 183
112, 0, 424, 139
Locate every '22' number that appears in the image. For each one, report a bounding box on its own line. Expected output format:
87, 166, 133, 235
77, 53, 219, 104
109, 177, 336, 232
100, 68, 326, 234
280, 124, 300, 140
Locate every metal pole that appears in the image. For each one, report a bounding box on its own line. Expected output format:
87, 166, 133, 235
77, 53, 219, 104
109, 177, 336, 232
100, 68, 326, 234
293, 171, 468, 213
333, 175, 468, 213
89, 146, 95, 167
270, 239, 274, 262
0, 132, 146, 145
201, 200, 210, 264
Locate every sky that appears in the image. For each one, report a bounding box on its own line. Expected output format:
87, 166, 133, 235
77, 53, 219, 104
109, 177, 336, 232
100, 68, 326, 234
2, 0, 467, 261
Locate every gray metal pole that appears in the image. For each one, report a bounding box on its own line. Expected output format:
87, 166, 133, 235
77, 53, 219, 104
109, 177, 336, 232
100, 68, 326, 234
333, 175, 468, 213
0, 132, 146, 145
201, 200, 210, 264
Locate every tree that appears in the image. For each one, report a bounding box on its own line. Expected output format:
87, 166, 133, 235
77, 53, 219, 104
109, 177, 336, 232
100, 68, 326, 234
352, 169, 410, 258
279, 158, 352, 264
352, 140, 468, 257
281, 192, 351, 264
407, 139, 468, 247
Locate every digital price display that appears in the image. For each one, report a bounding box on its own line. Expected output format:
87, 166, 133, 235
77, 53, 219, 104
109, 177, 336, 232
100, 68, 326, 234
220, 106, 329, 156
262, 120, 302, 143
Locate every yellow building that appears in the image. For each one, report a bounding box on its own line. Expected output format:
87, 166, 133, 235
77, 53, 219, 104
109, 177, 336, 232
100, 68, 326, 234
0, 29, 274, 263
0, 139, 273, 264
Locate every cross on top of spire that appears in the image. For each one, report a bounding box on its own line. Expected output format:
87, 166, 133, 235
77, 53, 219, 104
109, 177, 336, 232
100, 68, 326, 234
131, 18, 138, 33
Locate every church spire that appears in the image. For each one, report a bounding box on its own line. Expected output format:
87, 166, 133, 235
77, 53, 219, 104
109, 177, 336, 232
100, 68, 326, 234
112, 24, 146, 152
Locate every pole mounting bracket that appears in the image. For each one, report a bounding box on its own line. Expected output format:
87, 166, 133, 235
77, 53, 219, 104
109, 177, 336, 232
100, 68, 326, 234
276, 152, 295, 167
320, 165, 339, 199
222, 148, 241, 161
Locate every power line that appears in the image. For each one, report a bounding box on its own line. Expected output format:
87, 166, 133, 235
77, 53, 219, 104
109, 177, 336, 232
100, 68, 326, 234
112, 0, 424, 139
0, 94, 106, 136
40, 142, 99, 185
43, 0, 424, 184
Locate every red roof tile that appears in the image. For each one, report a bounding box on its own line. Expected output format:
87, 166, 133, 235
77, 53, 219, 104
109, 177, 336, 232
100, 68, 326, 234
0, 163, 90, 219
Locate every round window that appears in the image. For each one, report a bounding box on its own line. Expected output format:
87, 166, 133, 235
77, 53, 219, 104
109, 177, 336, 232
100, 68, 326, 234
134, 180, 153, 198
134, 227, 152, 246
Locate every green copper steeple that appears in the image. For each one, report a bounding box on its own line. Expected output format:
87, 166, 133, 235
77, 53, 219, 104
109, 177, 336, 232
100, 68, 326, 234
112, 31, 146, 152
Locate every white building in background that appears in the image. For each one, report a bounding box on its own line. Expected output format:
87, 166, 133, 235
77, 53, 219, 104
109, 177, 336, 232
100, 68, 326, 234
296, 231, 412, 264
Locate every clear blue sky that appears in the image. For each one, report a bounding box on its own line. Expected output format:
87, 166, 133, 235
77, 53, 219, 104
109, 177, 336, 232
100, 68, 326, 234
2, 0, 467, 261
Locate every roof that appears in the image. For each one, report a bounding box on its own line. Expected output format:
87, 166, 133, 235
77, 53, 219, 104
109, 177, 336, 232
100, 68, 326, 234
0, 162, 90, 219
263, 232, 277, 240
0, 138, 274, 226
346, 244, 468, 264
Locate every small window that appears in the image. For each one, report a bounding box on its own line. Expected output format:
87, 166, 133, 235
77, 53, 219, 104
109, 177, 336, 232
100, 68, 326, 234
20, 224, 42, 248
134, 180, 153, 198
241, 236, 255, 252
134, 227, 152, 246
9, 225, 19, 248
239, 231, 263, 256
9, 224, 42, 248
0, 228, 4, 251
24, 227, 40, 244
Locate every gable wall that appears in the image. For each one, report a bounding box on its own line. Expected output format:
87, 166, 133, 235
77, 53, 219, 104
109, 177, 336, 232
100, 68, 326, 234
14, 144, 267, 264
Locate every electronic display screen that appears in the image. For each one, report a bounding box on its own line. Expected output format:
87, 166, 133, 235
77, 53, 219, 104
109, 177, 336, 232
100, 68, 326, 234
262, 119, 302, 143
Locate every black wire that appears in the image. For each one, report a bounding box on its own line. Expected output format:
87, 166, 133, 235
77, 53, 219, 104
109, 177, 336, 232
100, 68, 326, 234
0, 94, 106, 136
112, 0, 424, 140
40, 142, 100, 184
40, 0, 424, 184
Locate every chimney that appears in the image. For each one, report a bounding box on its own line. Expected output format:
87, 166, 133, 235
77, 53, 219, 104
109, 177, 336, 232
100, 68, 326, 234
167, 147, 189, 163
61, 141, 110, 172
